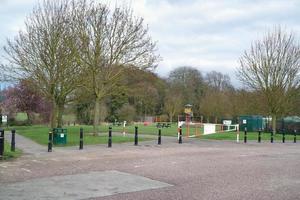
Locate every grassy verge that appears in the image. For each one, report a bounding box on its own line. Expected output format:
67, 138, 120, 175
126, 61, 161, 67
2, 141, 22, 160
107, 123, 178, 136
200, 131, 296, 141
9, 125, 153, 146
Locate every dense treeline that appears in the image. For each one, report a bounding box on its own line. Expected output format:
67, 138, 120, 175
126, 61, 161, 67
2, 65, 298, 125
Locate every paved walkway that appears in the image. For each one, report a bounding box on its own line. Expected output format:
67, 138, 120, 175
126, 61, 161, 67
4, 131, 180, 157
5, 133, 48, 156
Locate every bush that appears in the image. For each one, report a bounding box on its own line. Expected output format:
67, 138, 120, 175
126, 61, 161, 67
117, 104, 136, 122
160, 114, 169, 122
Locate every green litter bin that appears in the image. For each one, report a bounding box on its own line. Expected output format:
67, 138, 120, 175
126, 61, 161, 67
53, 128, 67, 145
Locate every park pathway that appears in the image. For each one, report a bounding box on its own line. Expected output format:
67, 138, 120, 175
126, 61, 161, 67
5, 132, 47, 156
4, 131, 181, 157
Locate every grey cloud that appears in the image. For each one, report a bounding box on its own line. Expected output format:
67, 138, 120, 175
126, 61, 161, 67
1, 0, 300, 87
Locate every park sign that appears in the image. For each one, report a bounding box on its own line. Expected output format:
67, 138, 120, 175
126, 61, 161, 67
184, 104, 193, 114
184, 108, 192, 114
1, 115, 7, 123
223, 120, 232, 125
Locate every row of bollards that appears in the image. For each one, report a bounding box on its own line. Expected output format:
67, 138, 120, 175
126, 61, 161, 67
0, 129, 4, 159
244, 128, 247, 143
134, 126, 138, 146
47, 126, 185, 152
108, 127, 112, 148
11, 129, 16, 152
48, 131, 53, 152
80, 128, 84, 149
158, 129, 161, 145
0, 129, 16, 159
179, 127, 182, 144
243, 128, 297, 143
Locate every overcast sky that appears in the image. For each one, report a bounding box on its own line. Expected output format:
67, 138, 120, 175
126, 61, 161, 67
1, 0, 300, 86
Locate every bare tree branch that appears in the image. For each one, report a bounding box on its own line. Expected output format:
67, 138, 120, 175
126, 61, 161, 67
237, 27, 300, 134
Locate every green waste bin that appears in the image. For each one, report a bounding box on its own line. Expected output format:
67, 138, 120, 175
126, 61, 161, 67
53, 128, 67, 145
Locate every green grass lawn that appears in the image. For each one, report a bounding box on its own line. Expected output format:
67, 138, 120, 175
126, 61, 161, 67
2, 141, 22, 160
108, 123, 178, 136
9, 125, 153, 147
200, 131, 297, 141
15, 112, 28, 121
62, 114, 76, 122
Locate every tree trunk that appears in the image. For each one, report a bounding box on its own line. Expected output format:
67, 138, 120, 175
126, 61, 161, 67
272, 115, 277, 135
26, 111, 33, 125
57, 103, 65, 128
215, 116, 218, 124
93, 98, 100, 135
170, 114, 173, 123
50, 100, 57, 129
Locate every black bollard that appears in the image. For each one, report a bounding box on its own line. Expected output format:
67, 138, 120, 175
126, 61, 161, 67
244, 127, 247, 143
134, 126, 138, 146
79, 128, 83, 150
48, 131, 53, 152
158, 129, 161, 145
282, 130, 285, 143
11, 129, 16, 152
179, 126, 182, 144
108, 127, 112, 148
0, 129, 4, 159
271, 131, 274, 143
294, 130, 297, 143
258, 129, 261, 143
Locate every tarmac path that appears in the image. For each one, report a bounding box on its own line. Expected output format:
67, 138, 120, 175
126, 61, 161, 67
1, 133, 300, 200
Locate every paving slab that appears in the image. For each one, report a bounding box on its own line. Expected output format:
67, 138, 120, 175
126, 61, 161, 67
0, 170, 172, 200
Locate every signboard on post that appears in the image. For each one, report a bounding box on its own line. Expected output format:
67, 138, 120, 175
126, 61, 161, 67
184, 104, 193, 115
184, 108, 192, 114
1, 115, 7, 123
223, 120, 232, 125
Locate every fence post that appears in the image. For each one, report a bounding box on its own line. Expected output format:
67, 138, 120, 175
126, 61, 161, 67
79, 127, 83, 150
258, 129, 261, 143
134, 126, 138, 146
108, 127, 112, 148
282, 130, 285, 143
244, 127, 247, 143
11, 129, 15, 152
179, 126, 182, 144
0, 129, 4, 159
158, 129, 161, 145
294, 130, 297, 143
48, 131, 53, 152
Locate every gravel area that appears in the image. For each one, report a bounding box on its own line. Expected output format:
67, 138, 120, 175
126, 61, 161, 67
0, 136, 299, 200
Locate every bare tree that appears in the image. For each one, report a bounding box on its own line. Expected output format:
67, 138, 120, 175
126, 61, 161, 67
167, 66, 204, 115
205, 71, 232, 91
1, 0, 83, 128
75, 2, 160, 134
237, 27, 300, 134
164, 85, 183, 122
200, 88, 231, 123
